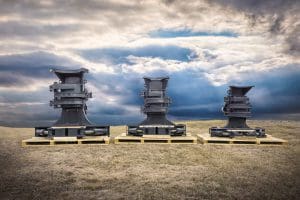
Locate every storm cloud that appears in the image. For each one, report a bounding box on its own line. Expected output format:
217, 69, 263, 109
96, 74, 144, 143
208, 0, 300, 56
0, 0, 299, 127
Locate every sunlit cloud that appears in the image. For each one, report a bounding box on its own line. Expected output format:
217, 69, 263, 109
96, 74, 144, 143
0, 0, 299, 126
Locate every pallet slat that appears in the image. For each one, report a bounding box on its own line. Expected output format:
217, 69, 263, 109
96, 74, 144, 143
22, 136, 109, 146
197, 133, 287, 145
114, 133, 197, 144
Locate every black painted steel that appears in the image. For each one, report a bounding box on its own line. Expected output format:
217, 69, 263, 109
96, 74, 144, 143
127, 77, 186, 136
35, 68, 109, 137
50, 68, 92, 126
209, 86, 265, 138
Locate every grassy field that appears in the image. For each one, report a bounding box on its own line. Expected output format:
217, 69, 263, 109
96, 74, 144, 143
0, 120, 299, 200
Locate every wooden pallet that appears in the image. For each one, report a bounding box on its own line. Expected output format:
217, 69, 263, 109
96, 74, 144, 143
22, 136, 110, 146
197, 133, 288, 145
114, 133, 197, 144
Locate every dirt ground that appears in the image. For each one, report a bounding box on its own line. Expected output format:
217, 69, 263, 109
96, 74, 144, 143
0, 120, 299, 200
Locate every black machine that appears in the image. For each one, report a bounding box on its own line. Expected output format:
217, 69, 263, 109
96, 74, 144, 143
35, 68, 109, 138
127, 77, 186, 136
210, 86, 265, 138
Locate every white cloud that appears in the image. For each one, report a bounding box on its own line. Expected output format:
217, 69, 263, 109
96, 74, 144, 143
0, 0, 299, 125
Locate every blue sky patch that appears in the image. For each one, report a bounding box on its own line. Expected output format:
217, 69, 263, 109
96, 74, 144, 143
149, 29, 238, 38
79, 45, 197, 64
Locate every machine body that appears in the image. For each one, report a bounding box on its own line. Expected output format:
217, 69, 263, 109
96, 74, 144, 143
35, 68, 109, 138
127, 77, 186, 136
210, 86, 265, 138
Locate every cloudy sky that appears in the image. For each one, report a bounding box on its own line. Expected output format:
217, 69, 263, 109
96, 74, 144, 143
0, 0, 299, 127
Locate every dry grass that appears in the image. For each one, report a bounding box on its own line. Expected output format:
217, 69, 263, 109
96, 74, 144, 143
0, 120, 299, 200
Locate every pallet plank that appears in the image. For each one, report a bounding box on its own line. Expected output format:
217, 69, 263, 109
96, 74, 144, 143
114, 133, 197, 144
22, 136, 110, 146
197, 133, 287, 145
